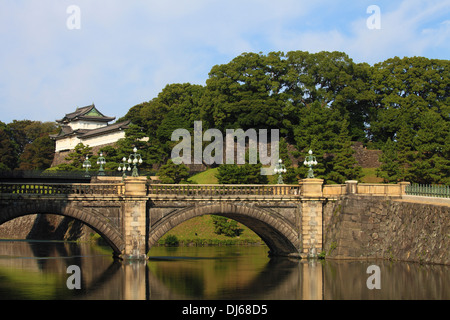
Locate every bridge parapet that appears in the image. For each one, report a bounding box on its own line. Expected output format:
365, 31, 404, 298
147, 184, 301, 199
0, 181, 413, 199
0, 182, 125, 196
322, 181, 410, 198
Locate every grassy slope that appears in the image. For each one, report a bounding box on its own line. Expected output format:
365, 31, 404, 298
164, 215, 263, 245
187, 167, 219, 184
360, 167, 383, 183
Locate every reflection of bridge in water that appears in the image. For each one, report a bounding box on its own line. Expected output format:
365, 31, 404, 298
1, 241, 447, 300
0, 241, 323, 300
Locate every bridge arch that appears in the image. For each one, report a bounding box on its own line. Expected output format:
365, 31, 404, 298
148, 203, 301, 257
0, 202, 124, 256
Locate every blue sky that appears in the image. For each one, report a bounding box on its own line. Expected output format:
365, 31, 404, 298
0, 0, 449, 123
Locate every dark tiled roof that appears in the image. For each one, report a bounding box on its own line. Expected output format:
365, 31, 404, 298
79, 120, 131, 139
50, 120, 130, 141
56, 104, 115, 124
50, 126, 90, 140
50, 125, 73, 139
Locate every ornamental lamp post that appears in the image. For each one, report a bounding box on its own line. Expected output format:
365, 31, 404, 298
117, 156, 131, 182
96, 153, 106, 176
274, 159, 287, 184
82, 156, 91, 178
303, 150, 318, 179
128, 147, 143, 177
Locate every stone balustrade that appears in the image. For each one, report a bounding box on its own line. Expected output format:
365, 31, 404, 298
0, 181, 413, 199
147, 184, 301, 198
0, 182, 124, 195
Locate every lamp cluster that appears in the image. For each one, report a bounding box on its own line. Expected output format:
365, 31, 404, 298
274, 159, 287, 184
97, 153, 106, 176
303, 150, 318, 179
81, 147, 144, 180
82, 156, 91, 177
118, 147, 143, 180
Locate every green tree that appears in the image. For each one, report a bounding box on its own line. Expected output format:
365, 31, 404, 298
211, 215, 243, 237
216, 163, 268, 184
8, 120, 56, 157
204, 52, 286, 132
121, 83, 206, 166
48, 143, 92, 172
372, 57, 449, 183
158, 159, 190, 184
376, 138, 401, 183
0, 122, 18, 171
368, 56, 449, 146
0, 120, 57, 171
327, 119, 362, 183
114, 123, 155, 170
277, 136, 298, 184
293, 101, 340, 181
18, 136, 55, 170
284, 51, 373, 142
408, 110, 450, 184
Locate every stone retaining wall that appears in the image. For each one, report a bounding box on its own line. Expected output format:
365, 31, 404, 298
323, 195, 449, 265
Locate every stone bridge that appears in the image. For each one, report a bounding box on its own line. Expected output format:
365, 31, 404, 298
0, 178, 416, 260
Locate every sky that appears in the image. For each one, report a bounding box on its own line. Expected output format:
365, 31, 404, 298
0, 0, 449, 124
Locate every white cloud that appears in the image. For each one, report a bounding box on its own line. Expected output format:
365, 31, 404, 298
0, 0, 448, 123
346, 0, 450, 63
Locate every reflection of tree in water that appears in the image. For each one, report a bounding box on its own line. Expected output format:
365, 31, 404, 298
146, 252, 304, 300
24, 241, 122, 299
158, 267, 205, 298
216, 258, 303, 300
0, 241, 124, 300
27, 214, 85, 241
27, 241, 83, 271
2, 240, 447, 300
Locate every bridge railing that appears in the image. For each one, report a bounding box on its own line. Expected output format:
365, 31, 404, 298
405, 184, 450, 198
322, 182, 409, 197
356, 183, 404, 196
0, 183, 124, 195
147, 184, 301, 198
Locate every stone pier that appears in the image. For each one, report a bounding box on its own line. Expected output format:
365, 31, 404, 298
122, 177, 148, 260
299, 178, 324, 258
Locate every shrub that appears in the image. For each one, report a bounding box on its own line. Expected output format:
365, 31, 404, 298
164, 234, 179, 246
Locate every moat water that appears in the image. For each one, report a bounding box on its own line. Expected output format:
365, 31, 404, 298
0, 240, 448, 300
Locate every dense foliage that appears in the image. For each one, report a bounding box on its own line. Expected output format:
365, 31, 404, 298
211, 215, 243, 237
120, 51, 448, 184
1, 51, 448, 184
0, 120, 57, 171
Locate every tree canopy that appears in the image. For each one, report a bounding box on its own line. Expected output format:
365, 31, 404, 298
0, 120, 57, 171
2, 51, 448, 184
120, 51, 448, 184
